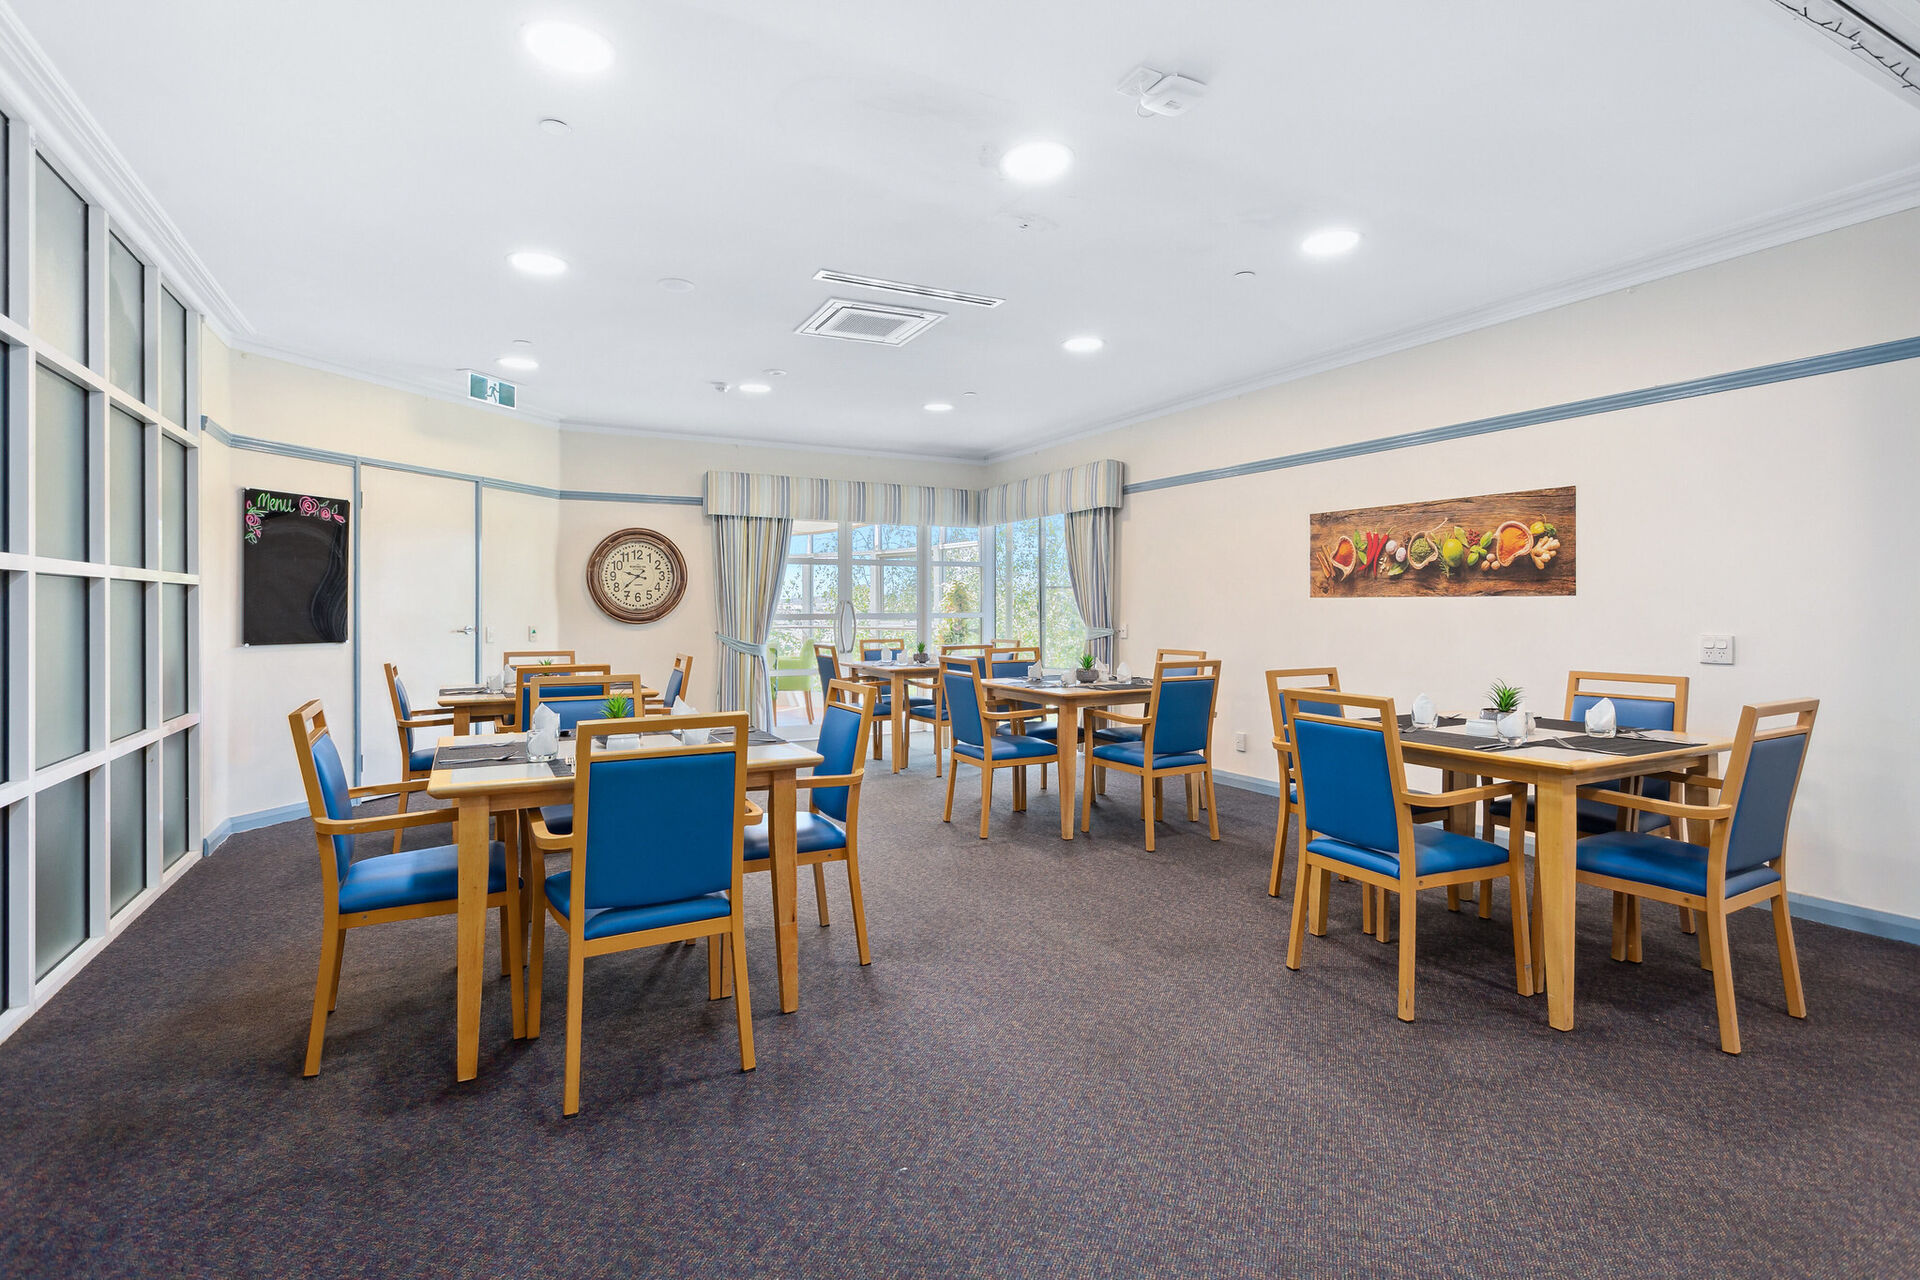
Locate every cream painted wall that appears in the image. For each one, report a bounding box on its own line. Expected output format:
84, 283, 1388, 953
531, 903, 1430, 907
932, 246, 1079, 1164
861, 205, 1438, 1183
990, 207, 1920, 922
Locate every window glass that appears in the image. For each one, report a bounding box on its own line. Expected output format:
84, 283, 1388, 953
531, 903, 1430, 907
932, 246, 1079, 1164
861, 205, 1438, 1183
161, 436, 187, 571
34, 773, 89, 978
995, 520, 1042, 655
1040, 515, 1088, 667
160, 289, 188, 426
35, 575, 89, 767
110, 751, 146, 912
930, 526, 983, 646
34, 367, 87, 562
850, 523, 917, 640
163, 583, 188, 719
111, 579, 145, 739
163, 733, 190, 867
110, 407, 146, 567
772, 519, 841, 666
33, 158, 88, 360
109, 236, 145, 397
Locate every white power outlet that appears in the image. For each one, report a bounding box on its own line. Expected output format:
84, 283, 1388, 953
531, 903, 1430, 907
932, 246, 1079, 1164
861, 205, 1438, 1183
1116, 623, 1128, 640
1234, 731, 1248, 752
1700, 634, 1735, 665
485, 626, 496, 643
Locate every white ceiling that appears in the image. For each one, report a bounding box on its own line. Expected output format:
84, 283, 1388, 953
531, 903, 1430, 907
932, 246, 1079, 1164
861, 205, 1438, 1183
10, 0, 1920, 460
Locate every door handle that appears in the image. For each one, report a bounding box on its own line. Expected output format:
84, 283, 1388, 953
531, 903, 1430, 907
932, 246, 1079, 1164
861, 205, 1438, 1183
453, 625, 476, 635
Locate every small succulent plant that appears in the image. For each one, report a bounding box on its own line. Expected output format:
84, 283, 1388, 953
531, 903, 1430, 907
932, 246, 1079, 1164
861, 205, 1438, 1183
602, 693, 633, 719
1079, 652, 1096, 670
1487, 679, 1524, 714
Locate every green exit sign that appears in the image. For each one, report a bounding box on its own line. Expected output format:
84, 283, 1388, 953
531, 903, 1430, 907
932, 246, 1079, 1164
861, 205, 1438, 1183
466, 372, 517, 409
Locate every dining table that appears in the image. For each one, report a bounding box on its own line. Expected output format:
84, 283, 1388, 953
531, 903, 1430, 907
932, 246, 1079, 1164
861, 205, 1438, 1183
425, 727, 825, 1082
1389, 716, 1729, 1033
980, 676, 1157, 840
844, 659, 940, 772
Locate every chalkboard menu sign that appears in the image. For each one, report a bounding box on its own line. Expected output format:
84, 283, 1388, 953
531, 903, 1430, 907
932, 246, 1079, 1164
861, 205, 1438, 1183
241, 488, 350, 645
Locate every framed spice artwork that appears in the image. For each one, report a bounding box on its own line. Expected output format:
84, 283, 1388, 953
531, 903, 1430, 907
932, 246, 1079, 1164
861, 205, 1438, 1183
1309, 486, 1574, 598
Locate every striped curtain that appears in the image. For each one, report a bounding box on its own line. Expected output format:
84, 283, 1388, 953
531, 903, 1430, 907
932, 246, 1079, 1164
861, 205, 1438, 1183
711, 515, 792, 731
1064, 508, 1117, 668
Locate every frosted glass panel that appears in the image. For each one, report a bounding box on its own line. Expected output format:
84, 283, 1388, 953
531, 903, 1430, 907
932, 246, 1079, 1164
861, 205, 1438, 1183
34, 367, 87, 562
161, 289, 187, 426
111, 579, 144, 739
35, 773, 89, 978
161, 436, 187, 571
162, 583, 187, 719
111, 751, 146, 912
109, 236, 145, 397
33, 157, 87, 360
110, 407, 145, 567
35, 575, 89, 767
163, 733, 189, 867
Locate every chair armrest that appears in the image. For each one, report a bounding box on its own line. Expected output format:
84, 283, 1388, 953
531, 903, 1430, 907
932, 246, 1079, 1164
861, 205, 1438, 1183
347, 777, 432, 798
1088, 710, 1152, 727
1644, 770, 1725, 789
1575, 787, 1731, 822
1407, 782, 1520, 809
399, 714, 457, 729
742, 799, 764, 822
527, 816, 572, 852
314, 807, 456, 836
798, 772, 863, 791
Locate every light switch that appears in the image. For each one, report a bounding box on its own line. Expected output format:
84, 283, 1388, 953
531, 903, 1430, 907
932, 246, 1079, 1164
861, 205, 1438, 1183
1700, 634, 1734, 665
1116, 624, 1129, 640
1233, 732, 1247, 752
485, 626, 496, 643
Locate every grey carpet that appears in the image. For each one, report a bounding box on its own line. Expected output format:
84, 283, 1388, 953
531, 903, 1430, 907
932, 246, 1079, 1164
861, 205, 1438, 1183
3, 757, 1916, 1279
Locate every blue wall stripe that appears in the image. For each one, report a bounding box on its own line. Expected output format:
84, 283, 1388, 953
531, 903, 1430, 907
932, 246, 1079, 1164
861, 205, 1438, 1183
1122, 334, 1920, 496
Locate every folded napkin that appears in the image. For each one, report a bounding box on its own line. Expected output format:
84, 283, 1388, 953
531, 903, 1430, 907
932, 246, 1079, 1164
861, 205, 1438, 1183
528, 704, 561, 759
1496, 707, 1528, 741
1584, 697, 1617, 736
1410, 693, 1436, 728
672, 697, 709, 744
1115, 661, 1132, 681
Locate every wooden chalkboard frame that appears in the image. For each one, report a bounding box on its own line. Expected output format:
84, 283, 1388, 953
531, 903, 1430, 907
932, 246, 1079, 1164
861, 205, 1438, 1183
241, 487, 352, 645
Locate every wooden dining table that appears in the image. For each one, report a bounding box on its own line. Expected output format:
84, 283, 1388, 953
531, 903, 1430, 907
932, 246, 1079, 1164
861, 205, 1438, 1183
844, 659, 939, 772
980, 677, 1156, 840
1392, 719, 1729, 1033
426, 728, 824, 1082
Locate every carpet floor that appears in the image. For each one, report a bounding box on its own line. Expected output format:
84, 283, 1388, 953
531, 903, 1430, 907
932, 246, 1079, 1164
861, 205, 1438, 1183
3, 754, 1917, 1279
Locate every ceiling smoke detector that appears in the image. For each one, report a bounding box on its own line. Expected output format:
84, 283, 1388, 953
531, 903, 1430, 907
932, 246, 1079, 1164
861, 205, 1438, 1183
796, 298, 947, 346
1116, 65, 1208, 116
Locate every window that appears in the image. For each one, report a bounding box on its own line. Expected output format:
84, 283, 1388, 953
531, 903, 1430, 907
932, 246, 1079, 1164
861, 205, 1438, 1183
109, 237, 145, 398
850, 523, 918, 642
35, 774, 89, 978
33, 159, 87, 362
35, 575, 89, 768
110, 408, 146, 567
163, 733, 190, 868
110, 580, 145, 740
930, 526, 983, 645
34, 368, 88, 562
770, 520, 839, 670
160, 289, 188, 427
162, 584, 188, 720
996, 516, 1086, 668
110, 751, 146, 913
161, 436, 188, 572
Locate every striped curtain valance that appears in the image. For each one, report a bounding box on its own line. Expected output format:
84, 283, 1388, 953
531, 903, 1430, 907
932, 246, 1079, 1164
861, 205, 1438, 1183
704, 460, 1124, 525
977, 460, 1125, 524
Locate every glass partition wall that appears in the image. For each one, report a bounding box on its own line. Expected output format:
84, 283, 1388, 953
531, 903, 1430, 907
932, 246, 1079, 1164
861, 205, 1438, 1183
1, 108, 202, 1040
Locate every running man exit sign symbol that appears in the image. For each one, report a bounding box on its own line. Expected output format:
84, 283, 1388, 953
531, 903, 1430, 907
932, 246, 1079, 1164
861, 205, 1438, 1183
466, 372, 517, 409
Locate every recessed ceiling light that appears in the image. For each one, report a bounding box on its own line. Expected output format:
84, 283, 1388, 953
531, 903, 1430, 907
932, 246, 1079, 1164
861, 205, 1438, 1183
508, 250, 567, 277
1300, 227, 1362, 258
738, 383, 772, 395
1234, 270, 1257, 280
537, 117, 572, 136
923, 402, 954, 413
522, 21, 614, 75
658, 277, 695, 293
497, 354, 539, 372
999, 140, 1073, 184
1061, 335, 1104, 355
763, 368, 787, 378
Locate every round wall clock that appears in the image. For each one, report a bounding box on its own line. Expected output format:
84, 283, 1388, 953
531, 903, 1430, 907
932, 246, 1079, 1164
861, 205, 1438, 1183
586, 528, 688, 623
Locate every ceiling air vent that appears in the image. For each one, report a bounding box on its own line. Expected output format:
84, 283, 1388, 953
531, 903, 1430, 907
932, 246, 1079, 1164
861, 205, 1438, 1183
796, 298, 947, 346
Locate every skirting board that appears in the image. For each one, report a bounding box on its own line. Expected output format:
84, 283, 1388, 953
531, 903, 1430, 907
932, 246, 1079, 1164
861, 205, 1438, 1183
1208, 768, 1919, 947
200, 801, 320, 856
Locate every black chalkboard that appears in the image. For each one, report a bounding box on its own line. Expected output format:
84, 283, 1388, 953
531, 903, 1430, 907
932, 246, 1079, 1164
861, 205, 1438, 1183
241, 488, 350, 645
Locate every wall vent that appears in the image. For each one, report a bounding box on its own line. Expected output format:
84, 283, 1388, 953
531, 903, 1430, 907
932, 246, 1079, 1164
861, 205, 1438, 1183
813, 270, 1003, 308
796, 298, 947, 346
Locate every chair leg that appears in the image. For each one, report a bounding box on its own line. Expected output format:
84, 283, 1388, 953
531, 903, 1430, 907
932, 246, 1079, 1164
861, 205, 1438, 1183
1186, 775, 1198, 821
1012, 765, 1027, 813
1477, 877, 1493, 921
1362, 884, 1375, 936
1771, 893, 1806, 1018
498, 906, 511, 978
1142, 773, 1156, 852
1204, 770, 1219, 841
1267, 793, 1293, 897
1679, 905, 1697, 935
1611, 892, 1629, 962
934, 725, 945, 777
708, 933, 724, 1000
1529, 856, 1544, 985
979, 763, 994, 840
503, 895, 525, 1042
393, 786, 409, 854
730, 917, 756, 1071
1080, 750, 1096, 834
528, 902, 546, 1039
304, 925, 342, 1077
813, 862, 830, 926
872, 720, 882, 760
1377, 890, 1394, 944
563, 948, 586, 1115
845, 847, 872, 966
326, 928, 346, 1012
1041, 762, 1048, 792
1626, 895, 1643, 963
804, 690, 814, 722
1706, 903, 1741, 1054
1508, 861, 1534, 996
1397, 888, 1417, 1022
1447, 885, 1461, 913
1153, 778, 1164, 823
1698, 914, 1714, 970
943, 759, 958, 822
1309, 867, 1333, 938
1097, 765, 1107, 795
1286, 855, 1313, 970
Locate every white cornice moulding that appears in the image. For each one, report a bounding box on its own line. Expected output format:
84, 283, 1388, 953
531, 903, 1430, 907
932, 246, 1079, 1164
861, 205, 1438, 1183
0, 0, 250, 340
984, 162, 1920, 464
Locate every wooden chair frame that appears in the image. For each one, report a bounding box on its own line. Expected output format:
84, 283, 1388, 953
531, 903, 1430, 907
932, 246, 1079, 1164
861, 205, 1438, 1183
504, 649, 577, 667
940, 655, 1059, 839
644, 652, 695, 712
290, 699, 522, 1077
526, 710, 760, 1114
1080, 658, 1222, 852
1575, 699, 1815, 1054
1263, 666, 1340, 898
383, 662, 456, 853
744, 679, 879, 962
1283, 689, 1532, 1022
856, 636, 909, 660
912, 643, 994, 777
507, 662, 611, 729
529, 672, 639, 729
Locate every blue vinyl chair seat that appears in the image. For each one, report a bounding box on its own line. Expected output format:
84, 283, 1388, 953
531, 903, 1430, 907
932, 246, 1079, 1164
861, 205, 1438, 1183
743, 811, 848, 860
1488, 792, 1671, 834
540, 804, 573, 836
872, 695, 936, 718
337, 841, 507, 914
908, 702, 948, 723
1092, 725, 1143, 743
1577, 831, 1782, 898
407, 746, 435, 774
1089, 741, 1206, 770
954, 733, 1058, 761
1306, 825, 1511, 880
543, 870, 731, 941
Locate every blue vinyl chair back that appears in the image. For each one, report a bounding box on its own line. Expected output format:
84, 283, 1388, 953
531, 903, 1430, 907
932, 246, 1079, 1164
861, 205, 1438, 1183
1725, 733, 1809, 874
529, 682, 608, 728
541, 697, 616, 734
860, 644, 887, 661
1150, 677, 1215, 757
991, 656, 1033, 679
1570, 694, 1675, 732
663, 667, 685, 706
393, 675, 414, 720
943, 667, 988, 749
583, 750, 737, 910
815, 650, 839, 694
524, 682, 603, 727
310, 732, 355, 879
1277, 687, 1344, 725
812, 701, 864, 821
1292, 718, 1401, 854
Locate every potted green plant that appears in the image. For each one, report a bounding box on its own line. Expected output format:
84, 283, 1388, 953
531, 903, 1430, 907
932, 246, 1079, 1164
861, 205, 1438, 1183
1485, 679, 1528, 744
1075, 652, 1098, 683
912, 641, 930, 663
601, 693, 633, 720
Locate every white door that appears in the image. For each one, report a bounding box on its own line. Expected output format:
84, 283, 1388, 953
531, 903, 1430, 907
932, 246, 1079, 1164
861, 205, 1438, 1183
358, 469, 478, 783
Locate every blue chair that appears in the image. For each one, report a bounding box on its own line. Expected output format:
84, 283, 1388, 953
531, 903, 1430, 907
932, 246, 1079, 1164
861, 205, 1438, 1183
1263, 666, 1346, 897
1574, 699, 1816, 1054
527, 710, 759, 1114
911, 646, 991, 777
290, 699, 520, 1077
1284, 689, 1533, 1021
528, 672, 622, 735
859, 636, 908, 662
1081, 659, 1223, 852
743, 679, 878, 960
818, 641, 930, 764
941, 655, 1060, 839
383, 662, 456, 853
644, 652, 694, 712
510, 661, 611, 729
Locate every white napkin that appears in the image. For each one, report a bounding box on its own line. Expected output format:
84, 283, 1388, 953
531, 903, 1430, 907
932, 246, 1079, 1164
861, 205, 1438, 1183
1410, 693, 1436, 728
672, 697, 709, 744
527, 703, 561, 759
605, 733, 642, 751
1496, 706, 1528, 741
1463, 718, 1496, 737
1115, 661, 1132, 681
1585, 698, 1618, 735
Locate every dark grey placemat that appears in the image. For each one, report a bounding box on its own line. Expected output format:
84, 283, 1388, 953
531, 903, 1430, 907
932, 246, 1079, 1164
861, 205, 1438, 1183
1395, 714, 1466, 728
1549, 734, 1704, 756
1090, 678, 1151, 689
1400, 727, 1525, 751
439, 685, 490, 697
435, 741, 530, 769
708, 727, 786, 746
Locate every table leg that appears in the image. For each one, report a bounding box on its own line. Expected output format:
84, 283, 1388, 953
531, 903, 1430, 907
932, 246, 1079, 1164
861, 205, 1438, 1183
454, 795, 491, 1081
892, 676, 908, 773
1534, 776, 1579, 1031
770, 772, 800, 1013
1057, 705, 1078, 840
452, 706, 472, 735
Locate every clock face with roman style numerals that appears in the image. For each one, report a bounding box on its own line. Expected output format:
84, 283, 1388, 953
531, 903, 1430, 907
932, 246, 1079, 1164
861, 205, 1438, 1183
586, 528, 688, 623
